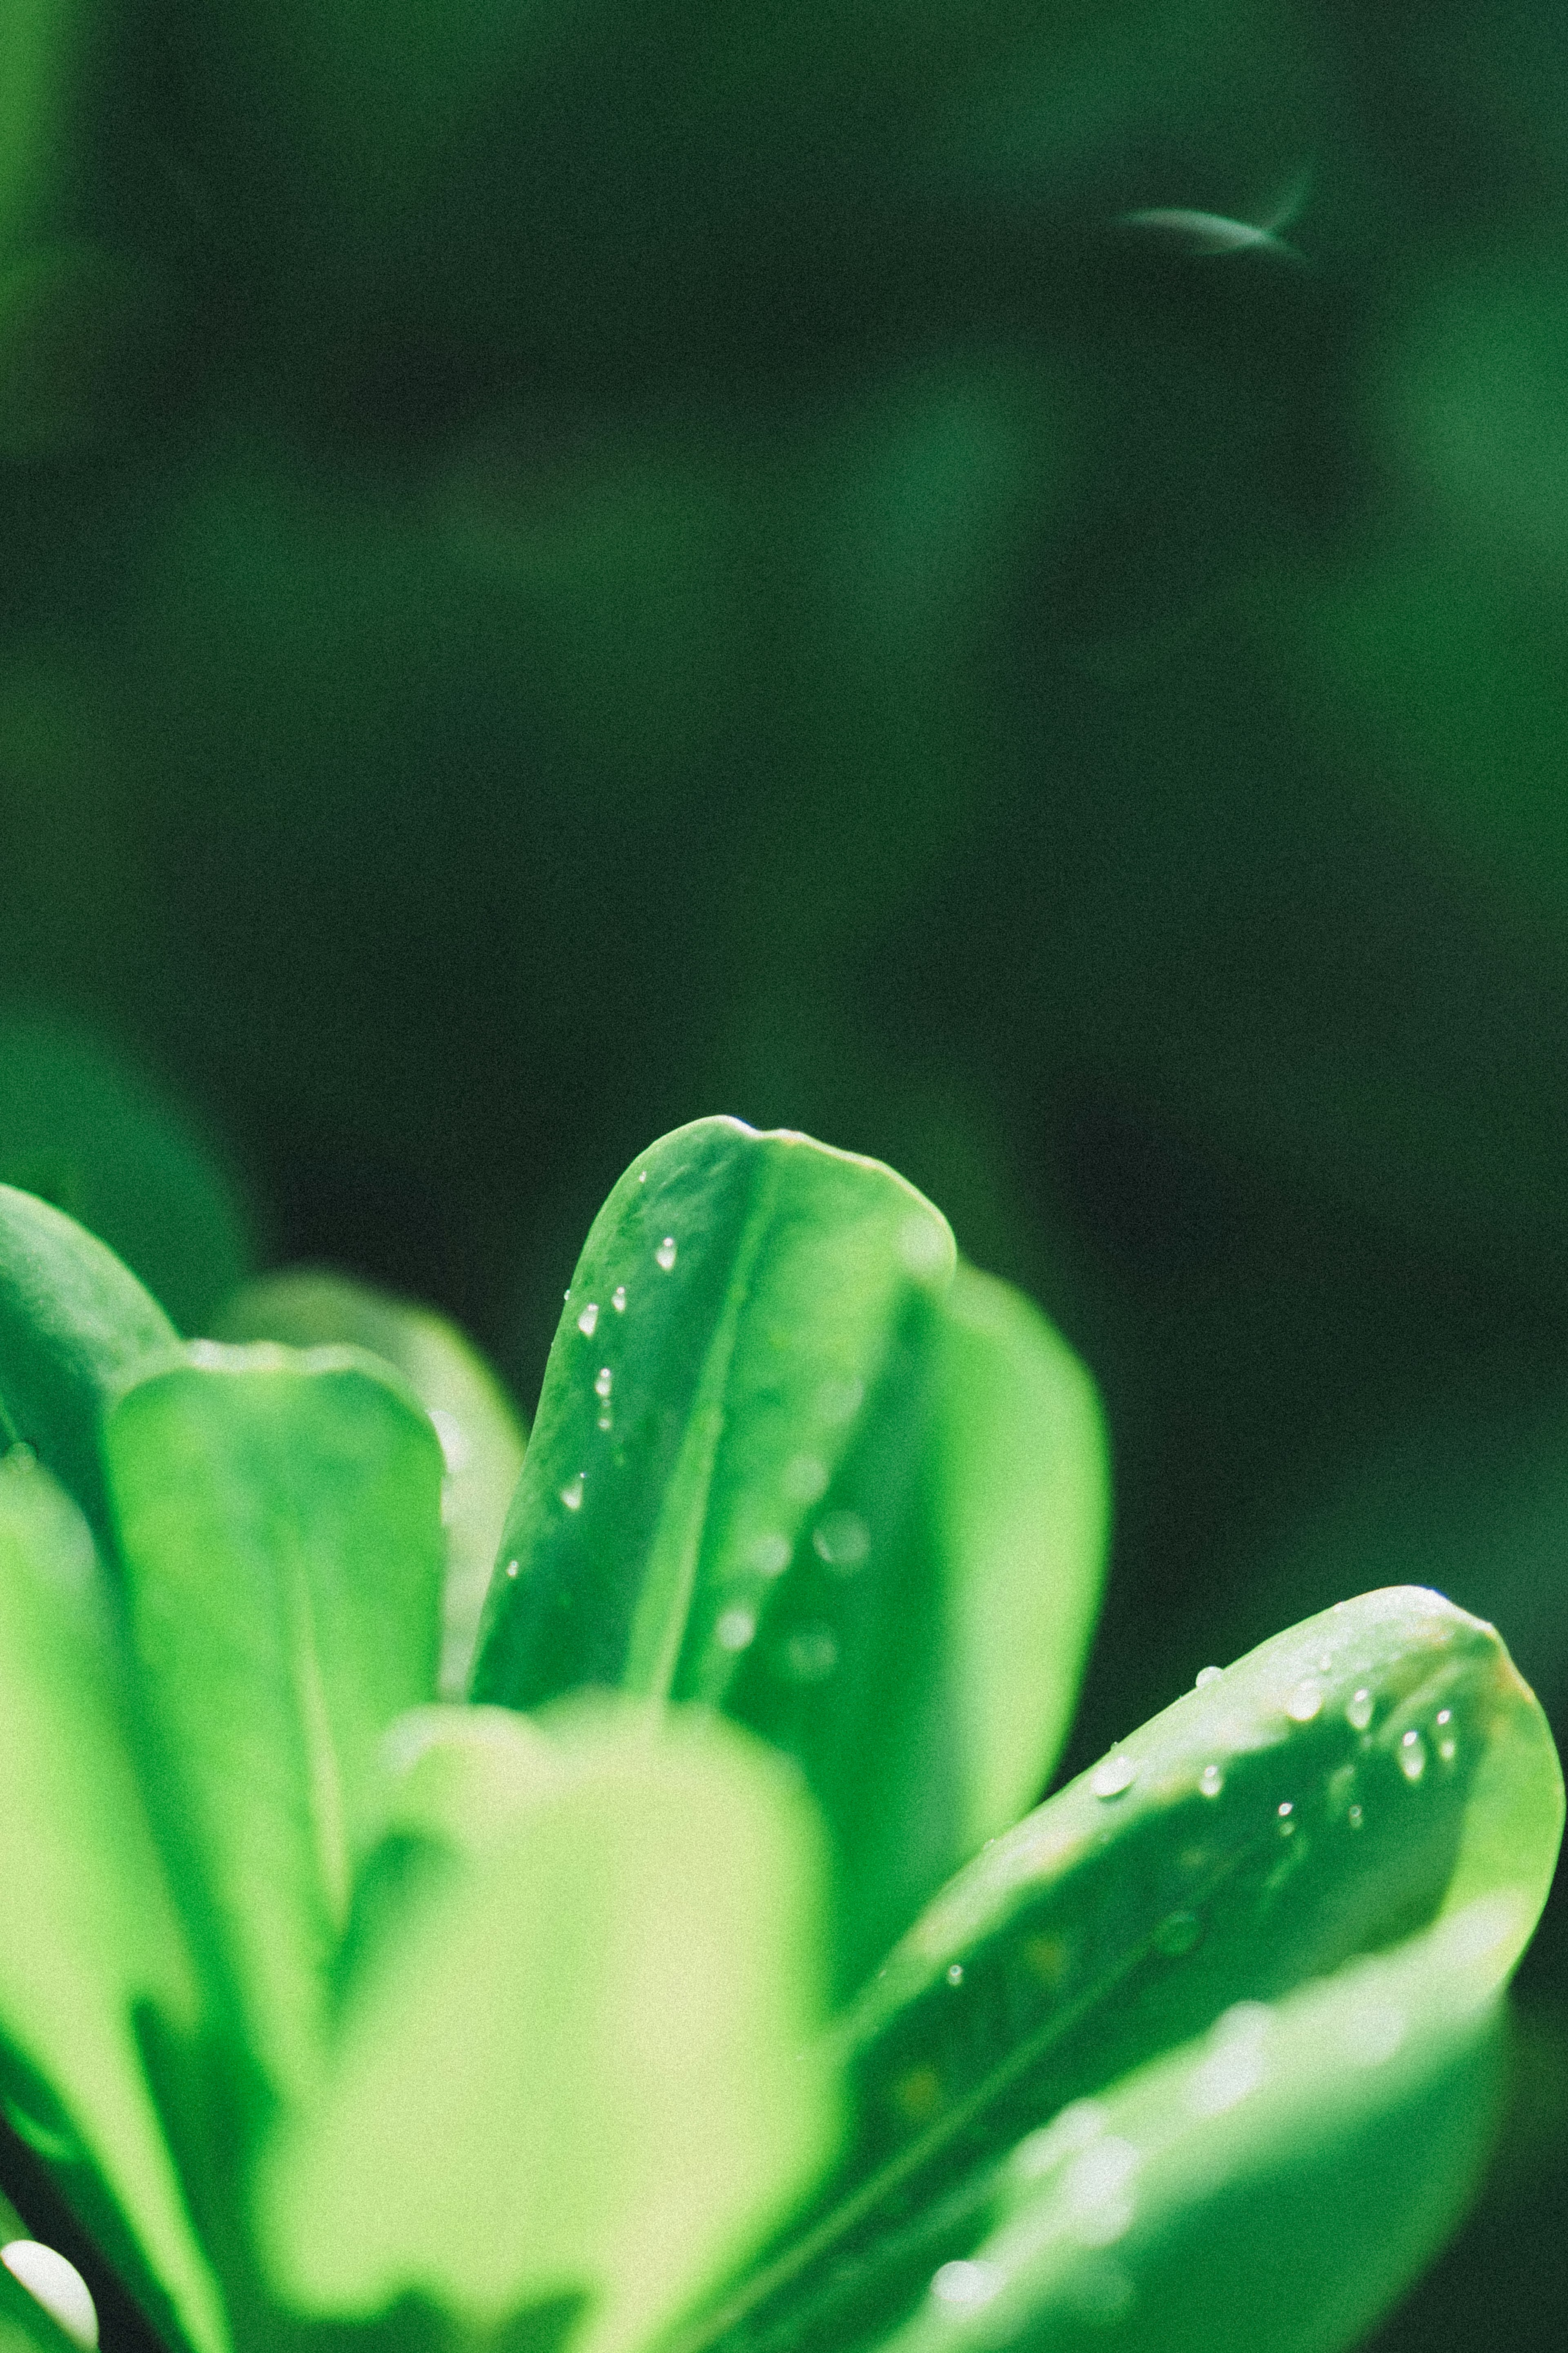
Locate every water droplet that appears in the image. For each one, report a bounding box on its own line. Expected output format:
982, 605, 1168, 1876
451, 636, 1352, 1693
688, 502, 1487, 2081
1286, 1679, 1323, 1722
594, 1367, 613, 1400
817, 1375, 864, 1424
1, 2245, 99, 2350
1277, 1800, 1293, 1818
597, 1412, 612, 1432
559, 1475, 584, 1512
716, 1606, 757, 1652
1199, 1763, 1225, 1798
655, 1236, 677, 1271
1346, 1687, 1374, 1732
1437, 1708, 1452, 1725
577, 1302, 599, 1336
899, 1213, 948, 1279
504, 1558, 520, 1580
783, 1452, 829, 1503
637, 1169, 648, 1182
611, 1285, 627, 1312
1348, 1802, 1364, 1827
780, 1624, 838, 1683
812, 1510, 870, 1569
946, 1963, 965, 1986
1399, 1730, 1427, 1782
749, 1531, 791, 1577
931, 2261, 999, 2311
1195, 1664, 1223, 1688
1439, 1735, 1457, 1764
1153, 1910, 1203, 1957
1091, 1753, 1138, 1799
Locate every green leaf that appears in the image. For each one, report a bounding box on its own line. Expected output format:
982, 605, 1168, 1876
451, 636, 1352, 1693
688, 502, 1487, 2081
103, 1345, 447, 2109
682, 1588, 1561, 2353
472, 1117, 1107, 1987
0, 1451, 227, 2353
211, 1267, 527, 1697
0, 1187, 176, 1549
862, 1903, 1515, 2353
254, 1702, 839, 2353
0, 1014, 254, 1337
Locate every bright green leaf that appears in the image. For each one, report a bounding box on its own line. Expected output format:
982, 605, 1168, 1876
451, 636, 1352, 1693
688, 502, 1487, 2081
685, 1588, 1560, 2353
472, 1117, 1107, 1987
212, 1267, 526, 1697
0, 1188, 175, 1549
0, 1451, 227, 2353
255, 1702, 838, 2353
104, 1345, 446, 2108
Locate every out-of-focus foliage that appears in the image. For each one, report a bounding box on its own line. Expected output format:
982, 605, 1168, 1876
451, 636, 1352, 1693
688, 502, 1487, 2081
5, 3, 1568, 2348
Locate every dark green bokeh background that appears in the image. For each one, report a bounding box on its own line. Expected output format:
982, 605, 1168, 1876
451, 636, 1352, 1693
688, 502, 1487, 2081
4, 4, 1568, 2347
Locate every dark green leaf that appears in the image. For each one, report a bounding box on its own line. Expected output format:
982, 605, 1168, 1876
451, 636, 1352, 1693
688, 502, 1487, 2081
0, 1188, 175, 1550
684, 1588, 1561, 2353
472, 1118, 1107, 1987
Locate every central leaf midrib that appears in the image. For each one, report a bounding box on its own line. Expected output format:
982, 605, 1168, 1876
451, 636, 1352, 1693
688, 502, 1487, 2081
622, 1153, 783, 1702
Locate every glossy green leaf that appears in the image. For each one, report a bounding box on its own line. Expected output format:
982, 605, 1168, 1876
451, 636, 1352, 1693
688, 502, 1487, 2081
255, 1701, 838, 2353
472, 1117, 1107, 1986
0, 1188, 175, 1549
212, 1267, 527, 1697
103, 1345, 446, 2108
865, 1902, 1516, 2353
684, 1588, 1561, 2353
0, 1451, 227, 2353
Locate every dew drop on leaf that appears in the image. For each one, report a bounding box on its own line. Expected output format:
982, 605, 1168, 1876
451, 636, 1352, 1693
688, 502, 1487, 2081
594, 1367, 613, 1399
1286, 1678, 1323, 1722
1199, 1763, 1225, 1798
559, 1474, 585, 1512
812, 1510, 870, 1568
780, 1624, 838, 1683
749, 1531, 791, 1577
946, 1963, 964, 1986
1399, 1730, 1427, 1782
716, 1606, 757, 1652
611, 1285, 627, 1311
1346, 1687, 1374, 1732
655, 1236, 677, 1270
577, 1302, 599, 1336
1194, 1664, 1223, 1688
1153, 1909, 1203, 1956
1091, 1754, 1138, 1799
1348, 1802, 1364, 1827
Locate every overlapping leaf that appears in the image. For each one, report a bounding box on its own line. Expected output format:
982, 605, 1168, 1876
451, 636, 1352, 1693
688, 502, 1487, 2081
0, 1452, 226, 2353
255, 1702, 838, 2353
104, 1345, 447, 2109
212, 1269, 526, 1697
472, 1117, 1107, 1985
676, 1588, 1561, 2353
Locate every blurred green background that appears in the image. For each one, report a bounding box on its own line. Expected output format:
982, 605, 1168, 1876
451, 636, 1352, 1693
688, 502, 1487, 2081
4, 3, 1568, 2347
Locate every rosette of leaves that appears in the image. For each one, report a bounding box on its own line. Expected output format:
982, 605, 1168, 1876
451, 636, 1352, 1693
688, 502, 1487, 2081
0, 1117, 1561, 2353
